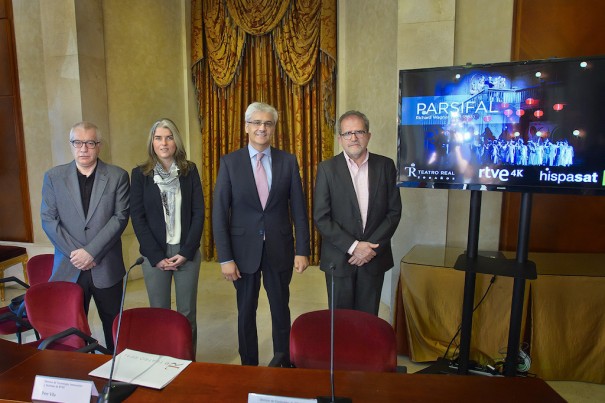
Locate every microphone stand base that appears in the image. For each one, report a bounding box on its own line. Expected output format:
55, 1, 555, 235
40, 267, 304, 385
98, 382, 137, 402
317, 396, 352, 403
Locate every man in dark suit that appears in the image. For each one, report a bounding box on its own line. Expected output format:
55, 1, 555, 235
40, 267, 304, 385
314, 110, 401, 315
213, 102, 310, 366
41, 121, 130, 351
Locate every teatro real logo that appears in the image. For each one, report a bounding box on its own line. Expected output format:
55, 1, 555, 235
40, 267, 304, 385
404, 163, 456, 181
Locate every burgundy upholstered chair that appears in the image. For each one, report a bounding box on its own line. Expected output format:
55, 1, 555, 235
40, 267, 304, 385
26, 254, 54, 286
0, 276, 33, 344
286, 309, 402, 373
112, 307, 194, 361
24, 281, 109, 353
0, 254, 53, 344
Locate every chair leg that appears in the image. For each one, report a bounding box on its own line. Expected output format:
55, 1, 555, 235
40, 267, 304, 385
0, 253, 29, 301
21, 259, 29, 286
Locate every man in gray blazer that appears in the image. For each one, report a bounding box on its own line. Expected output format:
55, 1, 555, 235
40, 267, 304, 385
41, 121, 130, 351
213, 102, 310, 366
314, 110, 401, 315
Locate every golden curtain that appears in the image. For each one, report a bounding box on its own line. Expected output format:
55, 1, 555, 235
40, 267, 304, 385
191, 0, 336, 264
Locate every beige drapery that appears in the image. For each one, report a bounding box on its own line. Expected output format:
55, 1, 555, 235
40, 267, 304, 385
191, 0, 336, 264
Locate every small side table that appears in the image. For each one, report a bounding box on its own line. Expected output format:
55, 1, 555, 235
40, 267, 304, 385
0, 246, 29, 301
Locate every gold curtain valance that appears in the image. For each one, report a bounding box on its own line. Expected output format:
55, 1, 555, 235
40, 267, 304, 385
199, 0, 245, 88
274, 0, 320, 86
227, 0, 290, 35
193, 0, 336, 88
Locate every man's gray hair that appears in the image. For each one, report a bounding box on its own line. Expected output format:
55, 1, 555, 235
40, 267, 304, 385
245, 102, 279, 123
70, 121, 101, 141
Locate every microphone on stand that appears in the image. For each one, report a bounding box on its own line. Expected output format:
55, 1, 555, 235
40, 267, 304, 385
317, 263, 351, 403
98, 256, 144, 403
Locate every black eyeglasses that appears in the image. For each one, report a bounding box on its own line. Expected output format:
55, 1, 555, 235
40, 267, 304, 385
70, 140, 101, 149
340, 130, 368, 140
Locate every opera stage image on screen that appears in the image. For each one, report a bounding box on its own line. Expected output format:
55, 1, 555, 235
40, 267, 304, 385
397, 56, 605, 195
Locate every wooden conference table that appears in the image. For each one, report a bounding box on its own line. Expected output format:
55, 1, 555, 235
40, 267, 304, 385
0, 339, 564, 402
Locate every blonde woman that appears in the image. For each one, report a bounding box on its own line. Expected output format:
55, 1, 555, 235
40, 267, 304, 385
130, 118, 204, 353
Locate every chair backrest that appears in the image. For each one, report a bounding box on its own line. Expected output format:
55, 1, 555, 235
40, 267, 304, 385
113, 307, 194, 361
26, 254, 54, 286
25, 281, 91, 350
290, 309, 397, 372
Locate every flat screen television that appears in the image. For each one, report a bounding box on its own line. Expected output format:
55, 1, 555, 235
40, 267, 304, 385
397, 56, 605, 195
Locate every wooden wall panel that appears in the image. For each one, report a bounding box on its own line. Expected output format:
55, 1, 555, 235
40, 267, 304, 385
0, 21, 10, 95
500, 0, 605, 252
513, 0, 605, 61
0, 0, 32, 242
0, 98, 29, 241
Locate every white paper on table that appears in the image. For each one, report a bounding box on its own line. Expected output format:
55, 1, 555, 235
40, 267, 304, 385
88, 349, 191, 389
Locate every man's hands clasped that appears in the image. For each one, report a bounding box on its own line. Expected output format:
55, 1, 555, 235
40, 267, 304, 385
348, 241, 378, 266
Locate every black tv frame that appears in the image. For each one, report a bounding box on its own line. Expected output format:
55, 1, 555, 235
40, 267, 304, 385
397, 56, 605, 196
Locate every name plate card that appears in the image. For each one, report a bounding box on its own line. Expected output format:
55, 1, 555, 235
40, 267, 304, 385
248, 393, 317, 403
32, 375, 98, 403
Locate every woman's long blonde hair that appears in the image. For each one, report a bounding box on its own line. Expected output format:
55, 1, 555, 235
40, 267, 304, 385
140, 118, 190, 176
